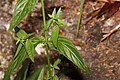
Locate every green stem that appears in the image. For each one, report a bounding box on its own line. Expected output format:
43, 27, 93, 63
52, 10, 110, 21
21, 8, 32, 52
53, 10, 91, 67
45, 43, 51, 77
41, 0, 52, 78
76, 0, 85, 37
41, 0, 46, 27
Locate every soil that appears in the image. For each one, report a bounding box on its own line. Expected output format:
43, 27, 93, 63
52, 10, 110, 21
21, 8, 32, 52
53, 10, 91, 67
0, 0, 120, 80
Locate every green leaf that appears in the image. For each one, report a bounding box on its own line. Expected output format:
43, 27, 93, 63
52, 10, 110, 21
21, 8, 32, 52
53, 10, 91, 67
37, 66, 45, 80
57, 8, 62, 19
53, 58, 61, 67
30, 36, 45, 47
48, 14, 53, 18
57, 35, 89, 73
14, 43, 23, 58
14, 61, 29, 80
52, 8, 57, 19
25, 33, 34, 39
26, 39, 34, 62
43, 19, 53, 31
46, 71, 50, 80
51, 25, 59, 47
46, 19, 53, 30
53, 58, 61, 70
55, 19, 66, 27
27, 65, 46, 80
16, 29, 27, 39
16, 29, 34, 40
4, 47, 27, 80
53, 66, 60, 70
9, 0, 38, 31
53, 75, 59, 80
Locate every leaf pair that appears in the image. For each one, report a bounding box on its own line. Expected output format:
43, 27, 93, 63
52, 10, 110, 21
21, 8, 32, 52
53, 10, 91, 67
15, 29, 35, 62
48, 8, 62, 19
15, 29, 34, 44
48, 8, 66, 27
50, 19, 89, 73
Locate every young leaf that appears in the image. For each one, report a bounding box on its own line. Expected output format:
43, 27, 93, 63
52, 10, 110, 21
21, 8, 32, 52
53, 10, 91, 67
52, 8, 57, 19
55, 19, 66, 27
43, 19, 53, 31
25, 33, 34, 39
48, 14, 53, 18
16, 29, 27, 39
4, 47, 27, 80
53, 58, 61, 70
14, 61, 29, 80
14, 43, 23, 58
57, 35, 89, 73
46, 19, 53, 30
9, 0, 38, 31
51, 25, 59, 47
37, 66, 45, 80
57, 8, 62, 19
53, 75, 59, 80
27, 65, 46, 80
30, 36, 45, 47
25, 39, 35, 62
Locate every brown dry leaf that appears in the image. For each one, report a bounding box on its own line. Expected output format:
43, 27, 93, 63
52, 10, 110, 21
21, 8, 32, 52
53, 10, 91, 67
97, 2, 120, 19
85, 1, 120, 24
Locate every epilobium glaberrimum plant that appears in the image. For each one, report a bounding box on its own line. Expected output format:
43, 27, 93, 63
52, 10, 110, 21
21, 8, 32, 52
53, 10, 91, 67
4, 0, 89, 80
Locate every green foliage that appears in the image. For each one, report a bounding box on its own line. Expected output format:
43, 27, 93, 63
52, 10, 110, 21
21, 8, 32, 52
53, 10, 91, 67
30, 36, 45, 46
51, 59, 61, 79
48, 8, 66, 27
27, 65, 46, 80
9, 0, 38, 31
16, 29, 27, 39
15, 29, 34, 44
25, 39, 34, 62
57, 8, 62, 19
46, 58, 61, 80
4, 0, 89, 80
4, 46, 27, 80
51, 25, 59, 48
57, 35, 89, 73
14, 43, 23, 58
4, 29, 44, 80
53, 58, 61, 70
14, 61, 29, 80
45, 19, 53, 31
53, 75, 59, 80
52, 8, 57, 19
